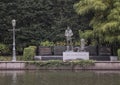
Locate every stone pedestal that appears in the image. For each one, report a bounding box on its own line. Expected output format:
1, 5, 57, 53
63, 52, 89, 61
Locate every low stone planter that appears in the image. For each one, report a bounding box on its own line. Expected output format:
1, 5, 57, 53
38, 46, 52, 56
53, 46, 66, 55
85, 46, 97, 56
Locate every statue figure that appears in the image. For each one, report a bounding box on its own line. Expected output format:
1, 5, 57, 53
80, 38, 85, 51
65, 26, 73, 51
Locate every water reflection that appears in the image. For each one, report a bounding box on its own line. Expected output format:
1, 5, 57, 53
11, 71, 17, 85
0, 70, 120, 85
0, 71, 24, 85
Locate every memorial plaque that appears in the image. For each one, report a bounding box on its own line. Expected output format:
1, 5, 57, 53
99, 46, 111, 56
54, 46, 66, 55
63, 52, 89, 61
38, 46, 52, 56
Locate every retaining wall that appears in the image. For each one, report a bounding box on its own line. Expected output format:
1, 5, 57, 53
0, 61, 120, 70
0, 61, 25, 70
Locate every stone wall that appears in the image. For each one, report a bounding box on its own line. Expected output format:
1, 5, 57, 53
0, 61, 120, 70
0, 61, 25, 70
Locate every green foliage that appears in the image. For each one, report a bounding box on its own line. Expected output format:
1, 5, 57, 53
79, 30, 94, 39
23, 46, 36, 61
55, 41, 66, 46
74, 41, 80, 46
40, 41, 54, 47
74, 0, 108, 15
74, 0, 120, 55
79, 30, 96, 45
74, 0, 120, 44
0, 56, 23, 61
0, 56, 12, 61
0, 43, 9, 55
117, 49, 120, 60
26, 60, 95, 68
0, 57, 6, 61
0, 0, 87, 47
43, 60, 63, 67
71, 60, 94, 67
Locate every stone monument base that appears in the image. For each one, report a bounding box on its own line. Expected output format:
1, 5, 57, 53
63, 52, 89, 61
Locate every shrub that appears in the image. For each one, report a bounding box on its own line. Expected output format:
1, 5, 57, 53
0, 43, 9, 55
0, 56, 5, 61
40, 41, 54, 47
72, 60, 94, 67
0, 56, 12, 61
26, 60, 94, 68
117, 49, 120, 60
55, 41, 66, 46
46, 60, 63, 67
23, 46, 36, 61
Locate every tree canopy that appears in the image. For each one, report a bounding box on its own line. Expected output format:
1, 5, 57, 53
0, 0, 90, 46
74, 0, 120, 44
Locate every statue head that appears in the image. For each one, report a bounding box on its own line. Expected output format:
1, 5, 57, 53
67, 26, 70, 31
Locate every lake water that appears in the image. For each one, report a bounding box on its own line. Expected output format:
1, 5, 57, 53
0, 70, 120, 85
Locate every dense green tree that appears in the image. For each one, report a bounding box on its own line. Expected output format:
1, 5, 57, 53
75, 0, 120, 43
0, 0, 89, 45
74, 0, 120, 55
0, 0, 91, 54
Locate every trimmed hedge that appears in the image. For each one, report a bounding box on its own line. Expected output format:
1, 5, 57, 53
23, 46, 36, 61
118, 49, 120, 60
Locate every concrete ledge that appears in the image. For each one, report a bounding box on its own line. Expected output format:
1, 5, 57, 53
0, 61, 120, 70
0, 61, 25, 70
93, 61, 120, 70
